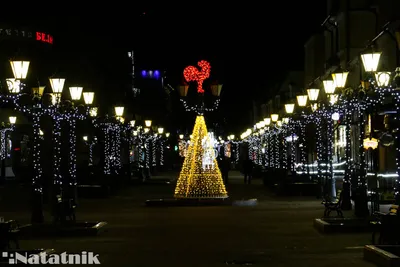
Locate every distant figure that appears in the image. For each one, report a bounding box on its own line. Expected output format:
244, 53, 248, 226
243, 159, 253, 184
220, 157, 230, 184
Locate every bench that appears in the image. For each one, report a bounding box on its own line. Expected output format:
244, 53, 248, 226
0, 220, 20, 249
322, 190, 343, 217
371, 205, 400, 244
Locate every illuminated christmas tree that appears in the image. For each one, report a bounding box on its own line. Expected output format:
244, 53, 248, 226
174, 115, 228, 199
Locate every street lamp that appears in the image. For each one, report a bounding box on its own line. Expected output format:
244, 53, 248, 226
285, 104, 295, 114
83, 92, 94, 105
297, 95, 308, 107
145, 120, 152, 127
114, 106, 124, 117
10, 60, 30, 79
158, 128, 164, 134
361, 52, 381, 72
323, 80, 336, 95
69, 87, 83, 101
271, 114, 279, 122
332, 72, 349, 88
307, 89, 320, 102
8, 116, 16, 125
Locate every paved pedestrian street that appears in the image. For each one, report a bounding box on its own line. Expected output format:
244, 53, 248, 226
1, 172, 374, 266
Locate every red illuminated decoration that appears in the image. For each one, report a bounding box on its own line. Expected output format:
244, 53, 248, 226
183, 60, 211, 94
36, 32, 53, 44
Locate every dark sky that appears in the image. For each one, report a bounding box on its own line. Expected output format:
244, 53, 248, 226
2, 3, 327, 134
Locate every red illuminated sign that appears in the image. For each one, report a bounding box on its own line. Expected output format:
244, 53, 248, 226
36, 32, 53, 44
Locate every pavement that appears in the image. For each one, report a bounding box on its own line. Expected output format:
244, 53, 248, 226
0, 171, 375, 266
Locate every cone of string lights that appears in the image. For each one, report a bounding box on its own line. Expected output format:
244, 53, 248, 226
174, 116, 228, 199
174, 60, 228, 199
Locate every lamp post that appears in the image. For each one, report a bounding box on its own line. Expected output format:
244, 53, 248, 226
285, 104, 295, 173
0, 116, 16, 181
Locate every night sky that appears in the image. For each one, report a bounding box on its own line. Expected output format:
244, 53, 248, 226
1, 3, 327, 135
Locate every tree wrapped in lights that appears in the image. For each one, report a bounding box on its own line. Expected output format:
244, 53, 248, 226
174, 116, 228, 199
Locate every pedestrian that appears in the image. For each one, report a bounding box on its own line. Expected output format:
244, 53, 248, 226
243, 159, 253, 184
221, 157, 230, 184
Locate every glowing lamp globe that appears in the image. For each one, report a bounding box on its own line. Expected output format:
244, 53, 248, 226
49, 78, 65, 94
375, 72, 391, 87
332, 112, 340, 121
166, 133, 170, 138
211, 84, 223, 96
285, 104, 295, 114
282, 118, 289, 124
69, 87, 83, 100
264, 118, 271, 126
158, 127, 164, 134
32, 86, 45, 97
114, 106, 124, 117
361, 52, 381, 72
8, 116, 16, 124
6, 79, 21, 94
10, 60, 30, 79
329, 94, 339, 105
130, 120, 135, 127
179, 134, 184, 139
271, 114, 279, 122
297, 95, 308, 107
332, 72, 349, 88
83, 92, 95, 105
145, 120, 152, 127
89, 107, 98, 117
323, 80, 336, 94
307, 89, 319, 101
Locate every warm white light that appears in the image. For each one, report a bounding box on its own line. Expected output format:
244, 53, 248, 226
39, 129, 44, 136
179, 134, 184, 139
144, 128, 150, 133
361, 52, 381, 72
332, 112, 340, 121
10, 61, 30, 79
259, 121, 265, 128
166, 133, 170, 138
49, 78, 65, 94
297, 95, 308, 107
83, 136, 88, 141
8, 116, 16, 124
307, 88, 319, 101
133, 131, 138, 136
271, 114, 279, 122
264, 118, 271, 125
145, 120, 152, 127
117, 117, 125, 123
114, 106, 124, 116
282, 118, 289, 124
130, 120, 135, 127
323, 80, 336, 94
375, 72, 391, 87
329, 94, 339, 105
6, 79, 21, 93
277, 121, 282, 127
158, 128, 164, 134
311, 103, 318, 112
69, 87, 83, 100
332, 72, 349, 88
50, 94, 58, 105
83, 92, 94, 105
89, 107, 98, 117
229, 134, 235, 140
285, 104, 295, 114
